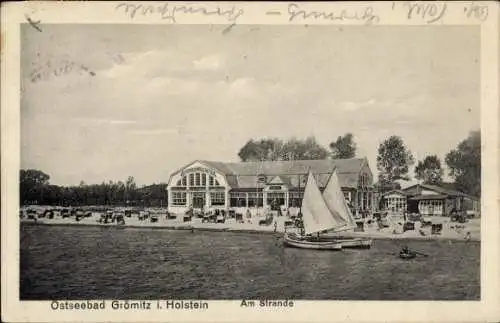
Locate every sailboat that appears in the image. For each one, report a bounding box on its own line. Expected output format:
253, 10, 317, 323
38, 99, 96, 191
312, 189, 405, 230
320, 169, 372, 249
283, 172, 344, 250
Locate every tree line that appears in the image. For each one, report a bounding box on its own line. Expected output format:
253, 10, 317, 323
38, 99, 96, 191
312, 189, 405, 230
20, 172, 167, 207
20, 130, 481, 206
238, 131, 481, 197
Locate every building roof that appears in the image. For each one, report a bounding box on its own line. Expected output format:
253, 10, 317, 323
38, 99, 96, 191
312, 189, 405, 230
402, 183, 478, 200
408, 194, 449, 201
196, 158, 368, 189
381, 189, 408, 197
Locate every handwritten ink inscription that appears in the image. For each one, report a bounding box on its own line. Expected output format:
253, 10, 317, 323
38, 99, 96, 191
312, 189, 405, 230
115, 3, 244, 23
288, 3, 380, 25
463, 2, 489, 21
398, 1, 489, 24
29, 60, 96, 83
403, 2, 447, 24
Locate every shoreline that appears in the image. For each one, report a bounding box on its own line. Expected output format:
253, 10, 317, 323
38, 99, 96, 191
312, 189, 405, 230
20, 219, 480, 242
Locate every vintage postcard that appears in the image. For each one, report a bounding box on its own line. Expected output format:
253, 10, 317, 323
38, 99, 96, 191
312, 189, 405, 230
1, 1, 499, 322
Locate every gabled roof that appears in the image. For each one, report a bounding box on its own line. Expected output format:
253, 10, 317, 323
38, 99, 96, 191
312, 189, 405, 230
189, 158, 368, 189
199, 158, 366, 176
402, 183, 478, 199
268, 176, 291, 186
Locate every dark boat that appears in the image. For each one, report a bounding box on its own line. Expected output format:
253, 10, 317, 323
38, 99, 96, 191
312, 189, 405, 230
399, 252, 417, 260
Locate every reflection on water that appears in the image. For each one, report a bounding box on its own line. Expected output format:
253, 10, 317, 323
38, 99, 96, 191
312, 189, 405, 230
20, 224, 480, 300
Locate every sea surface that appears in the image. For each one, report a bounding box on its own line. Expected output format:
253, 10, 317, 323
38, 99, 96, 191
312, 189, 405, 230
20, 224, 480, 300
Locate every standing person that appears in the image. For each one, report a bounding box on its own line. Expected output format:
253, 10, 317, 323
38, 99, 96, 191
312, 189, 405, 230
274, 221, 278, 232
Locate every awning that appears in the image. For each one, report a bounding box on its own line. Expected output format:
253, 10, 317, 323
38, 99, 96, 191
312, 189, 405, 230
408, 194, 448, 201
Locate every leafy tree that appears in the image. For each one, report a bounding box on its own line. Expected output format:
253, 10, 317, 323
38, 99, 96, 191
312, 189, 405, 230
238, 136, 329, 162
376, 136, 414, 191
20, 169, 50, 204
445, 131, 481, 197
329, 133, 357, 159
20, 169, 50, 187
415, 155, 444, 185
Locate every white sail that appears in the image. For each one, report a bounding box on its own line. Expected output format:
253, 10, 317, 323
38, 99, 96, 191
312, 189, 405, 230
322, 169, 357, 231
301, 172, 346, 235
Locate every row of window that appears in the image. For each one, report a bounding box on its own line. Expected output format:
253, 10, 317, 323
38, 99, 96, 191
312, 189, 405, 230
171, 191, 306, 208
171, 191, 225, 206
418, 200, 444, 214
229, 192, 304, 208
175, 173, 220, 187
385, 197, 407, 212
419, 200, 443, 207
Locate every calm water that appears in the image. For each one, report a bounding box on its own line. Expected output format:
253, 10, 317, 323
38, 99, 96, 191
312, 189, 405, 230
20, 224, 480, 300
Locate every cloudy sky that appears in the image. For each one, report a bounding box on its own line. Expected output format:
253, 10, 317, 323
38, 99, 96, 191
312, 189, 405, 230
21, 24, 480, 186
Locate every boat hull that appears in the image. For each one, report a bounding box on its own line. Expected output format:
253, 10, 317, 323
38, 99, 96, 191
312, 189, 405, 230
325, 237, 372, 249
283, 233, 342, 250
399, 252, 417, 260
317, 235, 372, 249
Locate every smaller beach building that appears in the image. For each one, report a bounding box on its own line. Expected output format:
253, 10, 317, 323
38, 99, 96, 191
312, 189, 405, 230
381, 183, 480, 216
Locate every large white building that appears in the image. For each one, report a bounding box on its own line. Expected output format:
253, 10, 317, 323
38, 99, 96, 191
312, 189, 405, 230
166, 158, 377, 216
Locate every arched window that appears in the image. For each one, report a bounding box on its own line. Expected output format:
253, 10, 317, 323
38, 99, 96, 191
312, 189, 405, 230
206, 175, 221, 187
182, 176, 187, 186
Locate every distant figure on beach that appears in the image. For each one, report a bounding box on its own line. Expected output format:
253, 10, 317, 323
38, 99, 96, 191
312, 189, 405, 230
465, 232, 471, 242
401, 245, 410, 254
274, 221, 278, 232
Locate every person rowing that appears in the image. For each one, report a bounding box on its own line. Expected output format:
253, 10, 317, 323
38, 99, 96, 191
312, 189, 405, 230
400, 245, 411, 255
399, 245, 429, 259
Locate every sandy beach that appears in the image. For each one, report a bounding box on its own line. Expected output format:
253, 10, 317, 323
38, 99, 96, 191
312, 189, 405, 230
20, 208, 481, 242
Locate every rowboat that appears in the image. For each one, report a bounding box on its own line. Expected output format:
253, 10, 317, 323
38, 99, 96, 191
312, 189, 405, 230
399, 252, 417, 260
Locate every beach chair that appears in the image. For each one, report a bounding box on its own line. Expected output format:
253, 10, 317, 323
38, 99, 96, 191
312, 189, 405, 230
216, 214, 225, 223
431, 223, 443, 235
354, 221, 365, 232
403, 222, 415, 232
44, 209, 54, 219
421, 219, 432, 227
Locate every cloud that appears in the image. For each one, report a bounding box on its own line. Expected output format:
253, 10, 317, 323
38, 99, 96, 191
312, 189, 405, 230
129, 129, 179, 136
193, 53, 223, 71
339, 99, 376, 111
71, 117, 138, 126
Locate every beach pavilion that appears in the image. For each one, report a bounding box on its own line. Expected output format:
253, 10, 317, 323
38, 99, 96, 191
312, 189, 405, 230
166, 158, 377, 217
381, 183, 480, 217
